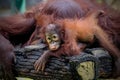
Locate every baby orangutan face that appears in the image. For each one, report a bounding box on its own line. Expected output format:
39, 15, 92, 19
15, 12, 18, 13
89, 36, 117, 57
45, 24, 61, 51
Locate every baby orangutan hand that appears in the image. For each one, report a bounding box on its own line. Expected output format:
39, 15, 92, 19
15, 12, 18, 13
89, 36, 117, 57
34, 50, 50, 72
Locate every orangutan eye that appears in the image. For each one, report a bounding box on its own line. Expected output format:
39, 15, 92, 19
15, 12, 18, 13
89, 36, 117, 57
52, 34, 59, 41
53, 35, 57, 38
46, 36, 51, 43
47, 37, 51, 40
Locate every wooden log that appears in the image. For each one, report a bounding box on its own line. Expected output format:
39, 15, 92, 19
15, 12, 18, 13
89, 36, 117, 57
0, 43, 113, 80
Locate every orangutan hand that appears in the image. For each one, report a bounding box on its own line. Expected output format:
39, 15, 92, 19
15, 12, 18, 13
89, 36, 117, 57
34, 51, 50, 72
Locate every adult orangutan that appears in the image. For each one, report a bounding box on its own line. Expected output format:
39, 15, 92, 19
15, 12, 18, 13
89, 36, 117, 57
0, 0, 120, 79
27, 0, 120, 49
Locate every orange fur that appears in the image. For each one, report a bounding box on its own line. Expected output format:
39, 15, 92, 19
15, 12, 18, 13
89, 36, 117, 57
33, 11, 120, 58
61, 12, 120, 58
58, 12, 120, 77
33, 12, 120, 74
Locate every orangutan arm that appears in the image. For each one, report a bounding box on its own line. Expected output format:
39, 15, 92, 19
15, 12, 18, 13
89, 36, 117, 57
34, 50, 52, 72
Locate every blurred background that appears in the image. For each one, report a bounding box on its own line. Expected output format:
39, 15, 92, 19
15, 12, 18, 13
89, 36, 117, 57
0, 0, 120, 17
0, 0, 45, 17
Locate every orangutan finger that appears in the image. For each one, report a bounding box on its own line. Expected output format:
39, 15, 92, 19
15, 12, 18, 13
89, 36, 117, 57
41, 63, 45, 71
34, 60, 40, 71
37, 63, 42, 72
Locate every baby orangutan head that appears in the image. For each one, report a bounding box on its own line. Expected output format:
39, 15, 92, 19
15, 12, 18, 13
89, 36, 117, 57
45, 24, 62, 51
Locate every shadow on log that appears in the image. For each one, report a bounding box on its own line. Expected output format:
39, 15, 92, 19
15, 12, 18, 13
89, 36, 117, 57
12, 44, 113, 80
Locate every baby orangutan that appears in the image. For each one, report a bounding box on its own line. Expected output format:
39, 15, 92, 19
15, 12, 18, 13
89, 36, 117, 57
34, 23, 65, 71
33, 11, 120, 74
